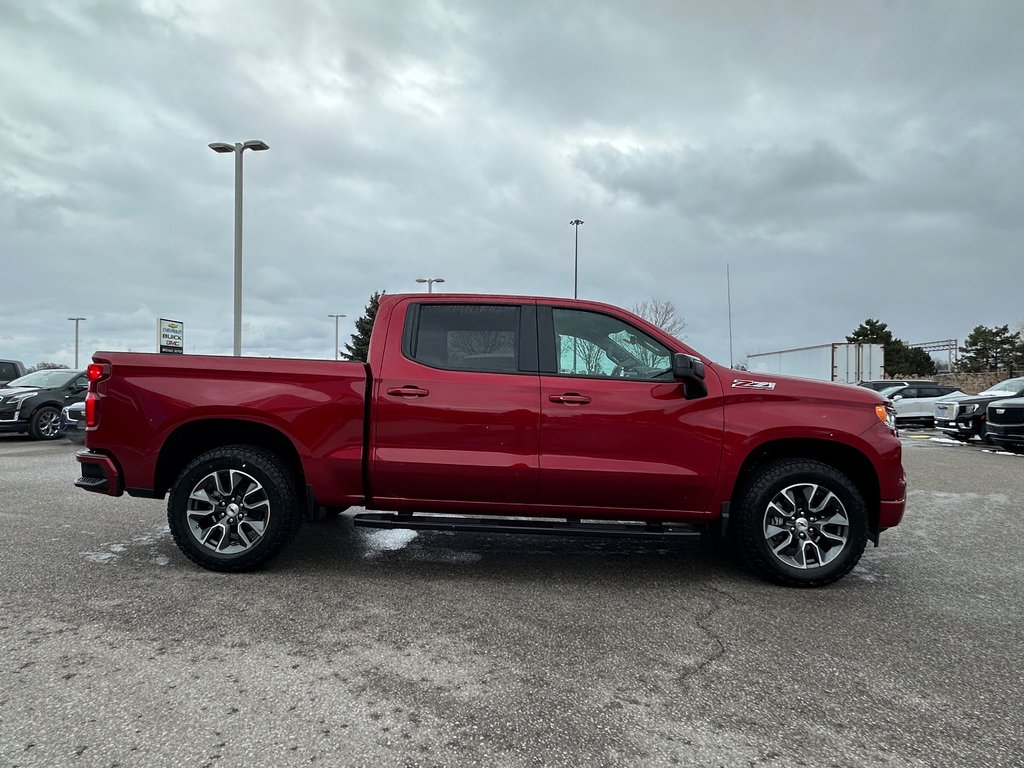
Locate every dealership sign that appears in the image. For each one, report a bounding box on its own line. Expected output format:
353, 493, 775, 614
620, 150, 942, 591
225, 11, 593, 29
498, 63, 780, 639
158, 318, 184, 354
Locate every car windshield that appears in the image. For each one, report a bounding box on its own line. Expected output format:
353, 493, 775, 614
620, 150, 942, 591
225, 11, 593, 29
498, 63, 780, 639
879, 386, 905, 397
6, 369, 78, 389
979, 378, 1024, 397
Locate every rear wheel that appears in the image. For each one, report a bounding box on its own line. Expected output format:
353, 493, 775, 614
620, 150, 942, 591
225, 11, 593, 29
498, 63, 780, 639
735, 459, 868, 587
167, 445, 301, 572
29, 406, 62, 440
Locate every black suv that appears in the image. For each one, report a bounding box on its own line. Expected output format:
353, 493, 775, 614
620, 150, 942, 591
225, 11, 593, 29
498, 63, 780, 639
0, 369, 88, 440
986, 398, 1024, 453
934, 377, 1024, 443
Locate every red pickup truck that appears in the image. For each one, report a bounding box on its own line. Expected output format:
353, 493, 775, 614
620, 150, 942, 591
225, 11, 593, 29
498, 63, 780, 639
75, 293, 905, 586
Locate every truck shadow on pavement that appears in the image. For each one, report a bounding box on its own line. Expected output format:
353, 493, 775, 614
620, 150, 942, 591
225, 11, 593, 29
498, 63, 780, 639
271, 513, 763, 591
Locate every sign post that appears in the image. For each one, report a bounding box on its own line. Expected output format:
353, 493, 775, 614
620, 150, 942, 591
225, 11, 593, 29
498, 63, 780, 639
158, 319, 184, 354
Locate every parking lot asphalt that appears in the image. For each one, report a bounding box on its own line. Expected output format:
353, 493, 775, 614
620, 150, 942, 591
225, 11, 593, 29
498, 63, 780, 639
1, 432, 1022, 768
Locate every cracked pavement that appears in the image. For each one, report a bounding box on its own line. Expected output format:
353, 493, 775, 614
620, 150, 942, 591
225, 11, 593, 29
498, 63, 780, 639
1, 433, 1022, 767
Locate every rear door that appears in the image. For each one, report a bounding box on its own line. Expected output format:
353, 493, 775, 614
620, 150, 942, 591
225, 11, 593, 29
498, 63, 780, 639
371, 300, 541, 506
536, 305, 723, 515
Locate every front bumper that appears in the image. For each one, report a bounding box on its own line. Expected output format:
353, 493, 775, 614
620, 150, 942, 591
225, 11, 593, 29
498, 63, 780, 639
934, 417, 979, 436
986, 423, 1024, 447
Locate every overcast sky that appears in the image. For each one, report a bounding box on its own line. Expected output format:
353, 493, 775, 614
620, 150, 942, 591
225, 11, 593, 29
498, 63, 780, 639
2, 0, 1022, 370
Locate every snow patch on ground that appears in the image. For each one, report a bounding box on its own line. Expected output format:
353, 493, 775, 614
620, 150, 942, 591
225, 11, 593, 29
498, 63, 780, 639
81, 524, 172, 566
981, 449, 1024, 458
361, 528, 418, 558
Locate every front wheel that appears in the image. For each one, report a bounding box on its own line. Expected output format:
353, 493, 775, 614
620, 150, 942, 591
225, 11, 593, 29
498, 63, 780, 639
167, 445, 301, 572
735, 459, 868, 587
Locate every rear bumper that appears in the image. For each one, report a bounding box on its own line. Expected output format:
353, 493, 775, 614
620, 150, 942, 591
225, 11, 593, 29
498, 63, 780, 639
75, 450, 123, 496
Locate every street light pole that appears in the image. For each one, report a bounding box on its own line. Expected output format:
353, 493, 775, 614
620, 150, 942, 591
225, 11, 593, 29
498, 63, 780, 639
415, 277, 445, 293
328, 313, 346, 360
569, 219, 584, 299
209, 139, 270, 356
67, 317, 86, 368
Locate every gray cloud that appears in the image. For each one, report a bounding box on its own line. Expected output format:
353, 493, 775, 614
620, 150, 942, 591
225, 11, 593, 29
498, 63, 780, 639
1, 0, 1023, 370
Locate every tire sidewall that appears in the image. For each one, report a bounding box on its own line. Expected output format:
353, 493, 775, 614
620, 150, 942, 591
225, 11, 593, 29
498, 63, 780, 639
167, 446, 298, 571
739, 461, 868, 586
30, 406, 62, 440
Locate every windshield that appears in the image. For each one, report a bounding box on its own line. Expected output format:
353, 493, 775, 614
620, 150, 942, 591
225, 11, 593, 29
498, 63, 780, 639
879, 386, 905, 397
979, 377, 1024, 397
6, 369, 79, 389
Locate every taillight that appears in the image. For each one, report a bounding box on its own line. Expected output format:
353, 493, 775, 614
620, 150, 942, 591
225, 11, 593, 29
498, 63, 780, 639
85, 363, 109, 428
87, 363, 109, 383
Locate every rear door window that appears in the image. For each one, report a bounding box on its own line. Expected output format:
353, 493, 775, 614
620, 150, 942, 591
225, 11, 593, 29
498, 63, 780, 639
406, 304, 521, 373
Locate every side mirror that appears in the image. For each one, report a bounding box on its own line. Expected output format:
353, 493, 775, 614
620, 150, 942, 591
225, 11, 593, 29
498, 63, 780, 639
672, 353, 708, 400
892, 395, 903, 401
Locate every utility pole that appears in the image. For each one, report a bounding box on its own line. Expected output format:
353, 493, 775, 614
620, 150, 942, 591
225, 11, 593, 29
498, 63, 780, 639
208, 139, 270, 355
68, 317, 86, 368
328, 314, 346, 360
569, 219, 584, 299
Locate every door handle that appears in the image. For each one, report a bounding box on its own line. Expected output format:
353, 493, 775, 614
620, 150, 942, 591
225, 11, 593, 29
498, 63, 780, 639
548, 393, 591, 405
386, 386, 430, 398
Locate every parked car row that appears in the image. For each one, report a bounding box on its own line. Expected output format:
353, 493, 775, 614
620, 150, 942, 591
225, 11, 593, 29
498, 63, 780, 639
933, 377, 1024, 451
861, 376, 1024, 453
0, 369, 88, 440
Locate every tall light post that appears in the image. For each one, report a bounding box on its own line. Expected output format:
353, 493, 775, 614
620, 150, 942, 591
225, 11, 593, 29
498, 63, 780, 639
328, 313, 346, 360
415, 277, 445, 293
209, 139, 270, 356
569, 219, 584, 299
67, 317, 86, 368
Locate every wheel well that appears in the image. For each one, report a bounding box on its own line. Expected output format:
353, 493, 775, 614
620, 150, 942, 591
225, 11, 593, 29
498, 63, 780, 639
154, 419, 305, 498
732, 439, 882, 532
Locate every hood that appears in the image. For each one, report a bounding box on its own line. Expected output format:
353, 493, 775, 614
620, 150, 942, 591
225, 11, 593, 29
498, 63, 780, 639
714, 368, 885, 405
0, 386, 40, 397
942, 392, 1023, 407
989, 397, 1024, 408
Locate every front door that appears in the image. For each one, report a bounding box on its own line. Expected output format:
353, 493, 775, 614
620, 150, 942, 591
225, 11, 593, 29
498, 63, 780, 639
537, 306, 723, 515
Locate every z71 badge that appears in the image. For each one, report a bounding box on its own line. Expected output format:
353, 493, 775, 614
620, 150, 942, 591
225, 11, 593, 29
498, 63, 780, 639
732, 379, 777, 390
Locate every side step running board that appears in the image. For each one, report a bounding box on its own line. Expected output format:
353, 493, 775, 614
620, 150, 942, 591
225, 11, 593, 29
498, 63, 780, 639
352, 512, 702, 539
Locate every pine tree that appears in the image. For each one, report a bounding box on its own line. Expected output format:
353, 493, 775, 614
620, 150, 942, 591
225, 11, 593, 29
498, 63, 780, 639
342, 292, 383, 362
959, 324, 1019, 372
846, 319, 935, 377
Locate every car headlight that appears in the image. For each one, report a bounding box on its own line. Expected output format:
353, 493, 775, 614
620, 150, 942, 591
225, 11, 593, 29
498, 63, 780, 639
961, 404, 979, 414
875, 404, 897, 432
5, 392, 37, 403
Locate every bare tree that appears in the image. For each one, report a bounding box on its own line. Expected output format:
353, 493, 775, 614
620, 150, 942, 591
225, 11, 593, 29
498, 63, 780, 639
633, 299, 686, 340
559, 336, 607, 375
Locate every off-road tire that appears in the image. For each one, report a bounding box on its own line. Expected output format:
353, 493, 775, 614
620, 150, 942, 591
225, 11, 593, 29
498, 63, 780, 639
735, 458, 868, 587
167, 445, 301, 572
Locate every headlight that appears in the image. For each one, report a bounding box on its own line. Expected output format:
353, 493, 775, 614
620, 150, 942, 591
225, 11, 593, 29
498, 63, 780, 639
875, 404, 897, 431
5, 392, 36, 403
961, 404, 979, 414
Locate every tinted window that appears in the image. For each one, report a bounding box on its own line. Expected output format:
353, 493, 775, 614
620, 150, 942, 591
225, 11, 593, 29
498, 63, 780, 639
0, 362, 18, 380
899, 388, 919, 398
410, 304, 519, 373
552, 308, 672, 379
7, 370, 78, 388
